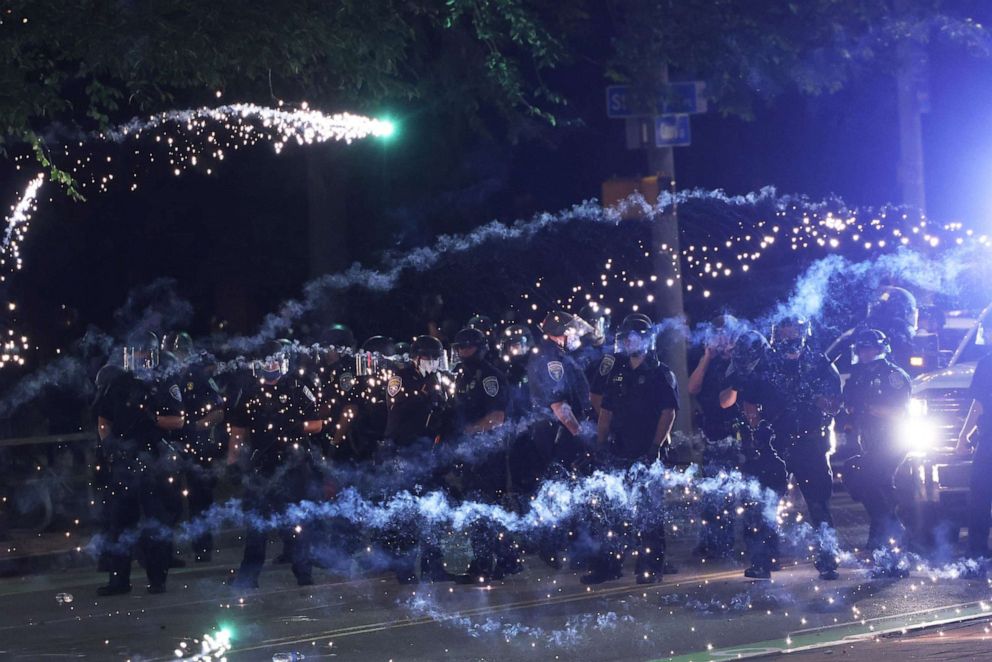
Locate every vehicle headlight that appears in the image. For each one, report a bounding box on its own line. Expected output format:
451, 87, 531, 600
899, 414, 937, 454
908, 397, 928, 418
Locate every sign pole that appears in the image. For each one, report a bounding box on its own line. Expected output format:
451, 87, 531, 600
647, 67, 692, 436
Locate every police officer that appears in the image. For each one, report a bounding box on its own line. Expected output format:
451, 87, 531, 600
721, 330, 789, 579
841, 329, 911, 555
688, 314, 742, 559
447, 327, 516, 582
94, 333, 185, 595
527, 311, 593, 568
227, 343, 323, 588
498, 324, 538, 496
174, 341, 225, 563
528, 311, 593, 468
380, 335, 453, 583
766, 316, 843, 580
583, 314, 679, 584
589, 313, 651, 417
866, 287, 918, 371
955, 331, 992, 559
92, 363, 125, 573
349, 335, 397, 473
467, 315, 499, 355
314, 325, 361, 461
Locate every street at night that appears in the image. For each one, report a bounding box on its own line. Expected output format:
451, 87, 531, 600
5, 2, 992, 661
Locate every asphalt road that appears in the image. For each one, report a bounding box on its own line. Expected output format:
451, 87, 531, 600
1, 492, 990, 661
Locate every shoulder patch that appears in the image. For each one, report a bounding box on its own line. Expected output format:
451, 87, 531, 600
387, 376, 402, 398
599, 355, 615, 376
340, 372, 356, 393
169, 384, 183, 403
302, 385, 317, 403
889, 372, 906, 389
483, 375, 500, 397
547, 361, 564, 382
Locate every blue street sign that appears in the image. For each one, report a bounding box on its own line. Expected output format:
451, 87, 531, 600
654, 114, 691, 147
606, 82, 706, 118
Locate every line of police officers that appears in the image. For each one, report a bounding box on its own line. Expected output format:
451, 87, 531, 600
91, 289, 958, 595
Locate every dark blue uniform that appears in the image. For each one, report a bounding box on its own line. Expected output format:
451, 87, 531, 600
842, 357, 911, 549
591, 355, 679, 581
380, 364, 451, 582
756, 349, 841, 574
527, 339, 592, 471
693, 352, 742, 559
451, 357, 516, 580
229, 374, 321, 586
178, 365, 225, 562
95, 371, 184, 592
526, 339, 592, 569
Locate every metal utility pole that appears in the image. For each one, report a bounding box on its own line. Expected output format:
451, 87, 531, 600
646, 131, 692, 434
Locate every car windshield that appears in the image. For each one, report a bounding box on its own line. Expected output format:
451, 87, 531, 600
951, 306, 992, 366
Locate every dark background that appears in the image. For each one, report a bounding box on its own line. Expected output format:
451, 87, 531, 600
6, 26, 992, 355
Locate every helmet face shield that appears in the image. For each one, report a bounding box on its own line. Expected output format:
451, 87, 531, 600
850, 328, 890, 364
499, 324, 533, 361
123, 346, 159, 374
253, 354, 289, 382
615, 330, 654, 356
562, 315, 594, 351
415, 356, 442, 376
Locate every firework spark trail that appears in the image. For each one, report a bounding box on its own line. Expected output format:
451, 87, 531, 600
1, 173, 45, 277
103, 102, 394, 146
404, 591, 640, 649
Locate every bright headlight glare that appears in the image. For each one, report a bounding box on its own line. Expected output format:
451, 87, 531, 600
899, 417, 936, 453
908, 397, 927, 418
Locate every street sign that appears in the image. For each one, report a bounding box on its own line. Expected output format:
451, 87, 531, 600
606, 82, 707, 118
654, 114, 691, 147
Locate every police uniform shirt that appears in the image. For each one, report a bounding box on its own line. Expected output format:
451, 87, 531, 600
180, 367, 225, 460
762, 350, 841, 435
601, 355, 680, 459
843, 358, 910, 446
970, 352, 992, 440
527, 339, 591, 418
96, 371, 185, 451
589, 353, 625, 399
453, 359, 509, 431
228, 375, 319, 471
502, 359, 532, 420
383, 364, 447, 445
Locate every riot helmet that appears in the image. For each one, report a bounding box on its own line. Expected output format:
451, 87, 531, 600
123, 331, 160, 375
452, 327, 488, 362
541, 311, 593, 351
615, 314, 655, 356
499, 324, 534, 361
867, 286, 918, 338
578, 303, 611, 347
411, 335, 444, 376
726, 330, 772, 379
770, 316, 810, 359
851, 327, 890, 364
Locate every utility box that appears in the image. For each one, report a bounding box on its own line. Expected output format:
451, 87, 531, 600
601, 175, 672, 219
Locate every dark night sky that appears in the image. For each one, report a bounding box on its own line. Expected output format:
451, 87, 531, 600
9, 24, 992, 355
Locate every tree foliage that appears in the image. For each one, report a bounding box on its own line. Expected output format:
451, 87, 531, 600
606, 0, 991, 117
0, 0, 578, 146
